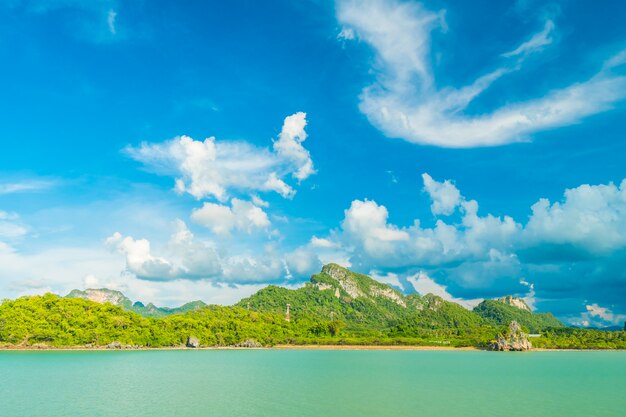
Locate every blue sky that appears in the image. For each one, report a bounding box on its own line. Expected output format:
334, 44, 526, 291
1, 0, 626, 327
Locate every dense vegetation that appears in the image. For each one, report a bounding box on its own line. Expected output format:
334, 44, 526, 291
473, 299, 564, 333
1, 264, 623, 350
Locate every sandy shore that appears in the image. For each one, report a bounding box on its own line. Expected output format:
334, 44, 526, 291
0, 344, 481, 351
273, 344, 481, 351
1, 345, 622, 352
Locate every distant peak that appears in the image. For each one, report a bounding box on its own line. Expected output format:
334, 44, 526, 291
497, 295, 531, 312
66, 288, 130, 306
321, 263, 349, 275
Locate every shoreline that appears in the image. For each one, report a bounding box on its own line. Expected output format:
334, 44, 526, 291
0, 345, 481, 352
1, 344, 623, 352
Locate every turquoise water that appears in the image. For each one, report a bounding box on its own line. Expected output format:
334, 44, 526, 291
0, 350, 624, 417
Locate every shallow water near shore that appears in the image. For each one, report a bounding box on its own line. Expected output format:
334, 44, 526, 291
1, 350, 624, 417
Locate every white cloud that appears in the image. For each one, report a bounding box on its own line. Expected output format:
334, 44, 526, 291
342, 199, 409, 258
106, 231, 184, 281
336, 0, 626, 147
310, 236, 337, 248
191, 198, 270, 235
524, 179, 626, 254
264, 172, 295, 199
335, 174, 520, 269
422, 173, 461, 215
125, 112, 314, 201
273, 112, 316, 181
107, 219, 293, 284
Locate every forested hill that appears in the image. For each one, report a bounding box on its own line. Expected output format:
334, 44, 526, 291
237, 263, 563, 333
4, 264, 623, 350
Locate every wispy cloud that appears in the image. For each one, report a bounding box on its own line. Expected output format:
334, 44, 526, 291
107, 9, 117, 35
502, 19, 555, 58
336, 0, 626, 147
2, 0, 123, 43
0, 179, 57, 194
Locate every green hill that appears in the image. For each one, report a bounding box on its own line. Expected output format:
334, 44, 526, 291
238, 264, 486, 338
473, 298, 564, 333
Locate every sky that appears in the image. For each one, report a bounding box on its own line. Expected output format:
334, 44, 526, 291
1, 0, 626, 328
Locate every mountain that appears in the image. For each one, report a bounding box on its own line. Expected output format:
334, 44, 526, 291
66, 267, 564, 333
65, 289, 207, 318
473, 297, 564, 333
238, 264, 485, 335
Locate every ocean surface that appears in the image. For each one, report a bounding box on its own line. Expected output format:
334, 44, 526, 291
0, 350, 624, 417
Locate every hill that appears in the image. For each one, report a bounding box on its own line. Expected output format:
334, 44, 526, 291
66, 288, 207, 318
238, 264, 487, 340
473, 298, 564, 333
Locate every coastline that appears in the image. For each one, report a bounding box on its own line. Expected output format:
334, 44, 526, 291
1, 344, 623, 352
0, 344, 481, 352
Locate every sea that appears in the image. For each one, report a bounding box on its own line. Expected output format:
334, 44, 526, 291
0, 350, 624, 417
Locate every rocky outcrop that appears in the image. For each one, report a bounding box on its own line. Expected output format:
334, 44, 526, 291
322, 264, 365, 299
237, 339, 262, 348
186, 336, 200, 348
369, 286, 406, 307
68, 289, 131, 306
315, 282, 333, 291
489, 321, 532, 351
498, 296, 531, 312
106, 341, 123, 349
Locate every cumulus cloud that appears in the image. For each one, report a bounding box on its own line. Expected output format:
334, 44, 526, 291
523, 180, 626, 257
106, 221, 225, 281
191, 198, 270, 235
337, 176, 519, 270
125, 113, 314, 201
106, 231, 187, 281
342, 199, 409, 258
273, 112, 316, 181
107, 219, 295, 284
336, 0, 626, 147
422, 173, 461, 215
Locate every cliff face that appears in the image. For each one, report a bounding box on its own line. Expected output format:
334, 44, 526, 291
489, 321, 532, 351
66, 289, 132, 308
498, 296, 531, 312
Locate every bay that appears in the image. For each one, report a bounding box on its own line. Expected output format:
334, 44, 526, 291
0, 350, 624, 417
